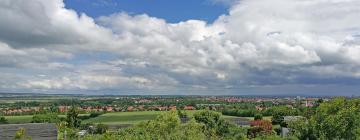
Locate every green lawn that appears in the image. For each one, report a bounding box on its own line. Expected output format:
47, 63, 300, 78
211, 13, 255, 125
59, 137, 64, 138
4, 114, 90, 124
3, 110, 254, 125
83, 110, 251, 125
5, 115, 33, 124
83, 111, 165, 125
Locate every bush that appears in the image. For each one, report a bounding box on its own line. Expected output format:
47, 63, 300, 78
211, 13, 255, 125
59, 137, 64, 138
177, 110, 187, 118
254, 114, 263, 120
89, 112, 103, 118
248, 120, 273, 138
194, 110, 232, 137
0, 116, 8, 124
32, 113, 59, 123
95, 124, 109, 134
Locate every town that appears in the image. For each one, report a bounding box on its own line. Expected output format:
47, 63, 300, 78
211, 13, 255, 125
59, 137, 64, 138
1, 94, 323, 116
2, 93, 349, 139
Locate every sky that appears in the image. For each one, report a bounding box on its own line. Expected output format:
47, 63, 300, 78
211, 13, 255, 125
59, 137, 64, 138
0, 0, 360, 95
63, 0, 230, 23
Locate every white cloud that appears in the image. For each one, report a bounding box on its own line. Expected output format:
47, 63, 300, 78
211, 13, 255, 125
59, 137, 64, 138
0, 0, 360, 94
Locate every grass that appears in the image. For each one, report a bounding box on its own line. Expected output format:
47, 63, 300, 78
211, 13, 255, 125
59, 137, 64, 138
3, 114, 90, 124
3, 110, 255, 125
4, 115, 33, 124
83, 110, 252, 125
83, 111, 164, 125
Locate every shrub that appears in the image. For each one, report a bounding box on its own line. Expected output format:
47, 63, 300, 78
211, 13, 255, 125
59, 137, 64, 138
254, 114, 263, 120
32, 113, 59, 123
95, 124, 109, 134
0, 116, 8, 124
248, 120, 273, 138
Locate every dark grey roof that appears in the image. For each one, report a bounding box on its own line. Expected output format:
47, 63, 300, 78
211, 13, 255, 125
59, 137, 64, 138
0, 123, 57, 140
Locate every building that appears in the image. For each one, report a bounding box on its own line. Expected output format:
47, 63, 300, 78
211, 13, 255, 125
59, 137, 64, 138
183, 106, 195, 110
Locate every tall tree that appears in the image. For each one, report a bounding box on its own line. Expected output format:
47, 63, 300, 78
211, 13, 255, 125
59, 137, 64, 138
66, 106, 81, 128
193, 110, 230, 137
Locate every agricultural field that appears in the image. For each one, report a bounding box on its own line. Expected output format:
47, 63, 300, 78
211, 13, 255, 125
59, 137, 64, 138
83, 111, 166, 125
4, 114, 90, 124
83, 110, 252, 125
4, 115, 33, 124
3, 110, 255, 126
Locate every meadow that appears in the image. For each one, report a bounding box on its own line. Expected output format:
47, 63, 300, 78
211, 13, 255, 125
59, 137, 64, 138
83, 110, 252, 125
4, 115, 33, 124
3, 110, 254, 125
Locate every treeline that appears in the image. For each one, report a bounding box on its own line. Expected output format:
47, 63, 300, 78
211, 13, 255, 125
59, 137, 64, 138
221, 104, 317, 118
222, 106, 301, 117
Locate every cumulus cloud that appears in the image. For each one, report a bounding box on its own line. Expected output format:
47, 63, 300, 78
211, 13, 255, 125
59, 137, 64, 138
0, 0, 360, 95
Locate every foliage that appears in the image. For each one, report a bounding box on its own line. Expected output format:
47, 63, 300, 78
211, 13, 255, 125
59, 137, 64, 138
89, 112, 103, 118
254, 114, 263, 120
95, 123, 109, 134
271, 113, 285, 126
66, 106, 81, 128
270, 106, 297, 126
31, 113, 59, 123
83, 111, 162, 124
177, 110, 187, 118
0, 115, 8, 124
14, 128, 32, 140
116, 110, 206, 140
248, 120, 273, 138
288, 97, 360, 140
311, 97, 360, 139
193, 110, 231, 137
287, 117, 316, 140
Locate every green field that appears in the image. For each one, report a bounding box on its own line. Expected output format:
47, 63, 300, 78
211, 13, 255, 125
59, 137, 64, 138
4, 114, 90, 124
83, 110, 251, 125
83, 111, 164, 124
3, 110, 254, 125
4, 115, 33, 124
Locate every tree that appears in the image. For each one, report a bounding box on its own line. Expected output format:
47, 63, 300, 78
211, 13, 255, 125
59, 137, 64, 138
49, 105, 59, 113
0, 115, 8, 124
311, 97, 360, 139
180, 119, 206, 140
288, 118, 316, 140
254, 114, 263, 120
177, 110, 187, 118
289, 97, 360, 140
66, 106, 81, 128
95, 124, 109, 134
271, 113, 284, 126
193, 110, 231, 137
271, 106, 292, 127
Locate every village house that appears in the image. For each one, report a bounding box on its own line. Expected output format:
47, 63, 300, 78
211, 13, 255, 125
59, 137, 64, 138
169, 106, 177, 110
183, 105, 195, 110
58, 106, 68, 113
156, 106, 168, 111
105, 106, 114, 112
127, 106, 135, 112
